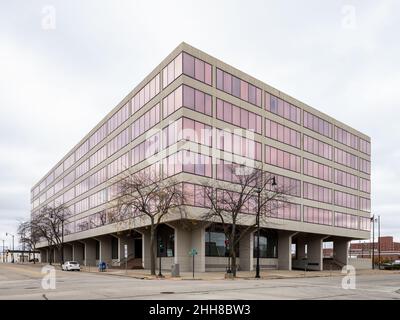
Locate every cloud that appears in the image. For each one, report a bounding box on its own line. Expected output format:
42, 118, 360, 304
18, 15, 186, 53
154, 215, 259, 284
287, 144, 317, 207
0, 0, 399, 244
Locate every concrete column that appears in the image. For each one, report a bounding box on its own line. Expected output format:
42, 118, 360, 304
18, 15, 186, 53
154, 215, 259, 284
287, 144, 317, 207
63, 244, 73, 262
334, 238, 350, 266
173, 227, 191, 272
296, 237, 306, 260
239, 230, 254, 271
191, 225, 206, 273
307, 236, 324, 271
39, 248, 47, 263
81, 239, 97, 266
94, 236, 112, 264
140, 229, 152, 269
72, 242, 85, 265
278, 231, 298, 270
117, 234, 135, 265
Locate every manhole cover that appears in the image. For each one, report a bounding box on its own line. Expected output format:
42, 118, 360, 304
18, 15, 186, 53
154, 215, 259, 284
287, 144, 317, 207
160, 292, 175, 294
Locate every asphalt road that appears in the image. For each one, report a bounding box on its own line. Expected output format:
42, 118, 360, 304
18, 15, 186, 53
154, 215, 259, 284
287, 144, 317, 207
0, 263, 399, 300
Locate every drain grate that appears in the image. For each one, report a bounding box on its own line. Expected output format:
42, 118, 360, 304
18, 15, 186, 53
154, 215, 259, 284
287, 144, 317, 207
160, 291, 175, 294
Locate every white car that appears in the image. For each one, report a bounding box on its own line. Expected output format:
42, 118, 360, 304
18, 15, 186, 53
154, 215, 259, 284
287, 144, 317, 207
62, 261, 81, 271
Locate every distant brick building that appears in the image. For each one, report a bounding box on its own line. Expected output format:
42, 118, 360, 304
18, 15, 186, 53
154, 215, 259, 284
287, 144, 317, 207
350, 236, 400, 262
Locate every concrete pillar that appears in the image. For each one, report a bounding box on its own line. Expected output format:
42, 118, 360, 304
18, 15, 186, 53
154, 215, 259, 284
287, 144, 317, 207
81, 239, 97, 266
53, 247, 61, 264
173, 226, 191, 271
117, 234, 135, 265
191, 225, 206, 273
140, 228, 152, 269
296, 237, 306, 260
307, 236, 324, 271
239, 230, 254, 271
39, 248, 47, 263
278, 231, 298, 270
72, 242, 85, 265
334, 238, 350, 266
63, 244, 73, 262
94, 236, 112, 264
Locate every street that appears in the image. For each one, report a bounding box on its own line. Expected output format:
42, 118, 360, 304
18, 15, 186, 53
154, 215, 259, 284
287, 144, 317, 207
0, 263, 399, 300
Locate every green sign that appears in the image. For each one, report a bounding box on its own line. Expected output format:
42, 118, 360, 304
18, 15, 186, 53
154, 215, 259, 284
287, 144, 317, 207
189, 248, 198, 256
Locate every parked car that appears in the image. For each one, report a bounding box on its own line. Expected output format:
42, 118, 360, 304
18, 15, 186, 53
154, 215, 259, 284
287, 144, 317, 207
61, 261, 81, 271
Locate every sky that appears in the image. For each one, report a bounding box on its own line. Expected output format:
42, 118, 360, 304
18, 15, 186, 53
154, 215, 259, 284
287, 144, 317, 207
0, 0, 399, 249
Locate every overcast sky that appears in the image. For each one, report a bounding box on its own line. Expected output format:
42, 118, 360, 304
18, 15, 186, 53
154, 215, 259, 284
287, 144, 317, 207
0, 0, 399, 249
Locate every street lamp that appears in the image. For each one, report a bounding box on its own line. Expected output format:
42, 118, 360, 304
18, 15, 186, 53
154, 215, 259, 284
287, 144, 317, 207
255, 176, 276, 279
370, 215, 377, 269
158, 239, 164, 277
6, 233, 15, 263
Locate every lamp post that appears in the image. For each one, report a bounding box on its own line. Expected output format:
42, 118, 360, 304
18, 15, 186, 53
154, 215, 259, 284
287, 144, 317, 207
255, 176, 277, 279
370, 215, 375, 269
158, 239, 163, 277
6, 233, 15, 263
255, 187, 261, 279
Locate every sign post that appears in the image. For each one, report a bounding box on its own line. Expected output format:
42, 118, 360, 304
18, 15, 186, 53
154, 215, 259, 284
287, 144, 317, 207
189, 248, 198, 279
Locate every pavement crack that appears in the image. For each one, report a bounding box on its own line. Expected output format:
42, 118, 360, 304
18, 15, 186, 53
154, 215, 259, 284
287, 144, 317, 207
42, 294, 48, 300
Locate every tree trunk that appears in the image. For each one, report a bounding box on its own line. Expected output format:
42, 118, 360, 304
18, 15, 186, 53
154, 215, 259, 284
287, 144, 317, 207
231, 225, 237, 277
49, 247, 53, 265
231, 249, 237, 277
150, 222, 156, 275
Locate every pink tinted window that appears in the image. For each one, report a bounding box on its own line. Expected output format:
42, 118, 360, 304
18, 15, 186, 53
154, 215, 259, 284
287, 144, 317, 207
249, 112, 256, 131
195, 59, 205, 82
223, 101, 232, 123
232, 76, 240, 98
241, 109, 248, 129
217, 99, 223, 119
183, 86, 195, 108
223, 72, 232, 94
216, 69, 223, 90
205, 63, 212, 85
241, 81, 248, 101
195, 90, 205, 113
183, 53, 195, 78
205, 94, 212, 116
232, 105, 240, 126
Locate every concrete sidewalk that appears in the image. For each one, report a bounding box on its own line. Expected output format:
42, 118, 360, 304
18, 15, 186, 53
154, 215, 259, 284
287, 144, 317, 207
79, 265, 400, 281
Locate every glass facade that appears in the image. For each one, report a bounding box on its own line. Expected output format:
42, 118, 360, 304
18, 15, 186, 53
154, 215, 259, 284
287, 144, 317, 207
31, 45, 371, 239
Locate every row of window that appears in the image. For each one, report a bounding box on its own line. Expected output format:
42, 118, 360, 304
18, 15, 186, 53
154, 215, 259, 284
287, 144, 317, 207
266, 146, 301, 173
303, 111, 333, 138
163, 85, 212, 119
265, 92, 301, 124
163, 150, 212, 178
216, 68, 262, 107
216, 129, 262, 161
163, 117, 212, 148
265, 119, 301, 149
304, 135, 332, 160
217, 99, 262, 134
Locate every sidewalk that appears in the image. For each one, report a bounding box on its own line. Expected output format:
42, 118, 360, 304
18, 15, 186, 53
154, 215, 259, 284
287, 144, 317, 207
79, 266, 399, 281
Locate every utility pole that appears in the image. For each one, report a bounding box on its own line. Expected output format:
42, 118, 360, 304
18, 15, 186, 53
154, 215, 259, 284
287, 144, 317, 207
6, 233, 15, 263
378, 215, 381, 270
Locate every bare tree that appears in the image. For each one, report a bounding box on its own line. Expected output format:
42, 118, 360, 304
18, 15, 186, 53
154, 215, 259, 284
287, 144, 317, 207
202, 164, 292, 277
17, 220, 41, 264
31, 204, 71, 265
112, 169, 185, 276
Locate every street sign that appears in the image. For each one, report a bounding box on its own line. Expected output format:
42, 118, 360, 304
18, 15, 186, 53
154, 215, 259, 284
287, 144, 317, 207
189, 248, 198, 256
124, 244, 128, 258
